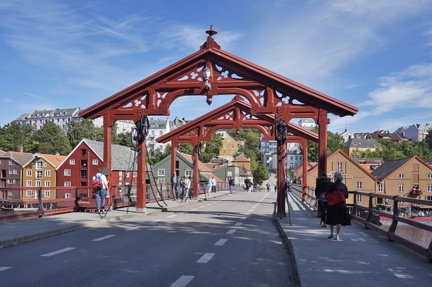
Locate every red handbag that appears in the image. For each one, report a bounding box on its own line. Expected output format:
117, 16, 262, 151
325, 189, 345, 206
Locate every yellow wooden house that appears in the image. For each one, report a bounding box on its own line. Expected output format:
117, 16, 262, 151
22, 153, 66, 200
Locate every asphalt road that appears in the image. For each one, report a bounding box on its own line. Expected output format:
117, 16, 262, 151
0, 192, 297, 287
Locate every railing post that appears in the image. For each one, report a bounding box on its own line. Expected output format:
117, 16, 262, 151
74, 187, 80, 211
365, 193, 374, 225
37, 187, 44, 216
388, 196, 399, 242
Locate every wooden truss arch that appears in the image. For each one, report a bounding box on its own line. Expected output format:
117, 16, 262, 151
79, 26, 358, 214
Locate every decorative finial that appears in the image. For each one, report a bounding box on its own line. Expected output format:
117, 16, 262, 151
205, 25, 217, 37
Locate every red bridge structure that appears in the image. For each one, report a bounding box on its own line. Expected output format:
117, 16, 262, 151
79, 26, 358, 216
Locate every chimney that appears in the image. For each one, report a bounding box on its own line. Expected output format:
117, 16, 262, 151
18, 145, 24, 153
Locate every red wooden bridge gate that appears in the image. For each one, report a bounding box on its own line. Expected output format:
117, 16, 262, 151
79, 26, 358, 216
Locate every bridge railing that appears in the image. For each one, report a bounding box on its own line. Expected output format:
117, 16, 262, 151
291, 185, 432, 263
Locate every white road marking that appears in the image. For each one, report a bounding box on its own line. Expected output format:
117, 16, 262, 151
170, 275, 194, 287
197, 253, 215, 263
167, 214, 177, 218
234, 222, 242, 227
93, 234, 116, 241
227, 229, 236, 234
41, 247, 75, 257
0, 267, 12, 272
215, 239, 228, 246
240, 216, 247, 220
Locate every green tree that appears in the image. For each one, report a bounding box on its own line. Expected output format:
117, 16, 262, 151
33, 122, 72, 155
199, 133, 223, 162
67, 119, 98, 147
252, 163, 270, 185
0, 124, 36, 152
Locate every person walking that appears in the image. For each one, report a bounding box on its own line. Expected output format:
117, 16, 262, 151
228, 178, 234, 194
326, 172, 351, 240
211, 177, 216, 192
206, 177, 212, 195
315, 172, 330, 227
186, 176, 192, 199
266, 183, 270, 192
92, 168, 109, 214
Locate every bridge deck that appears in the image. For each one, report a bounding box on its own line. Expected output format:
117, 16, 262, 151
276, 191, 432, 287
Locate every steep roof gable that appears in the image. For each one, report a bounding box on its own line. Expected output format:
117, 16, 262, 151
371, 158, 410, 181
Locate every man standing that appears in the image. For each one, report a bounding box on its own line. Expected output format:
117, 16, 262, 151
92, 168, 109, 214
171, 173, 178, 200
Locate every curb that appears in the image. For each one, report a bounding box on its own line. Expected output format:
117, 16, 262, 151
273, 217, 301, 287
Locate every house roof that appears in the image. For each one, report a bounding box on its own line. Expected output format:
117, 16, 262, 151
59, 139, 137, 171
25, 153, 67, 168
234, 153, 250, 161
344, 138, 381, 149
0, 151, 34, 166
371, 158, 410, 181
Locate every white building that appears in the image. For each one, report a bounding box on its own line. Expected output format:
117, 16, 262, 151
12, 108, 81, 132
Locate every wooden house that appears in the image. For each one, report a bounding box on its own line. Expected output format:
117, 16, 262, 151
22, 153, 66, 200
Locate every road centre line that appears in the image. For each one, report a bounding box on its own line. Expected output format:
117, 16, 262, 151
227, 229, 236, 234
41, 247, 75, 257
93, 235, 116, 241
170, 275, 194, 287
215, 239, 228, 246
197, 252, 215, 263
0, 267, 12, 272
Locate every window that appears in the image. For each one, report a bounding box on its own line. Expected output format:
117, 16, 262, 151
35, 180, 41, 187
355, 194, 362, 202
65, 193, 71, 198
8, 160, 13, 165
36, 161, 43, 169
157, 179, 165, 184
44, 190, 50, 197
92, 159, 98, 165
45, 181, 51, 187
64, 169, 71, 176
7, 179, 15, 184
378, 183, 383, 192
26, 180, 32, 186
398, 173, 404, 178
27, 170, 32, 176
12, 169, 17, 174
70, 159, 75, 165
45, 170, 51, 177
157, 169, 165, 176
185, 170, 192, 177
64, 182, 72, 187
81, 149, 87, 156
80, 170, 87, 179
398, 184, 404, 192
356, 182, 362, 189
337, 162, 343, 172
26, 190, 32, 197
36, 170, 43, 179
428, 174, 432, 179
427, 184, 432, 192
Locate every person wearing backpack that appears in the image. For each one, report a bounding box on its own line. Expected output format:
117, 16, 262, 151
92, 168, 109, 214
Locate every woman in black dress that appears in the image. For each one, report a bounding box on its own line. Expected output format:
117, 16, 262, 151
326, 172, 351, 240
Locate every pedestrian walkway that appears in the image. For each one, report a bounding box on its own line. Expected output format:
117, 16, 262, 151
274, 190, 432, 287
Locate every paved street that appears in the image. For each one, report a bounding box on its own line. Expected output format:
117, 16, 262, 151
0, 192, 297, 287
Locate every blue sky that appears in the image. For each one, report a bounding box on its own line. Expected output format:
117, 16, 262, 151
1, 0, 432, 134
